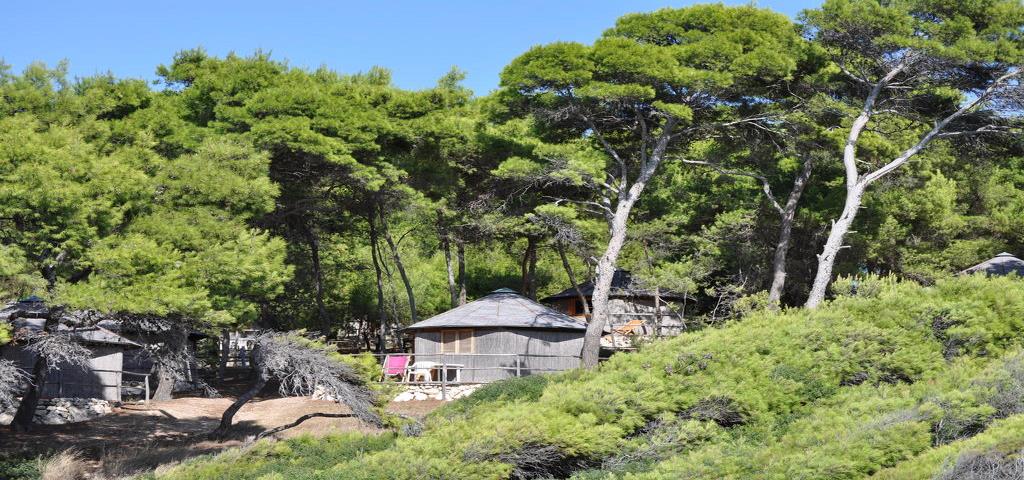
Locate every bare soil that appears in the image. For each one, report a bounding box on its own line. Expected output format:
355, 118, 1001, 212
0, 391, 443, 477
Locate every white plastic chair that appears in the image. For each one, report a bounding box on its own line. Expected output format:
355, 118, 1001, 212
405, 361, 438, 382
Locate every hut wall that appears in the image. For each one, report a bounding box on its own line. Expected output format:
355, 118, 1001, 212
606, 298, 686, 336
413, 328, 582, 383
1, 345, 123, 401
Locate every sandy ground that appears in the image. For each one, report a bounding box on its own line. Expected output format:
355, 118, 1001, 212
0, 395, 443, 476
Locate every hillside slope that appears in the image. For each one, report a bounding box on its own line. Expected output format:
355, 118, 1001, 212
157, 276, 1024, 479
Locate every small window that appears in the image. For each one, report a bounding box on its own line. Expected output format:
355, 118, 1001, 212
441, 329, 474, 353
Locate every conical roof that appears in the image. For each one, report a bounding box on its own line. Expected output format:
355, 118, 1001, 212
960, 252, 1024, 277
405, 289, 587, 331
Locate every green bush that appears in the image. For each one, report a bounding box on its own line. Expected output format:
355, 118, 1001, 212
429, 374, 551, 423
0, 456, 40, 480
155, 432, 396, 480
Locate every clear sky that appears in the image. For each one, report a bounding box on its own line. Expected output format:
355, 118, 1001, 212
3, 0, 821, 96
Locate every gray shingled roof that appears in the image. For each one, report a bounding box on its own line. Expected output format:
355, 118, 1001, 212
405, 288, 587, 331
960, 252, 1024, 277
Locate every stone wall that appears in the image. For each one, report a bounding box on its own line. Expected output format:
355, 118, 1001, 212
392, 384, 482, 402
0, 398, 113, 425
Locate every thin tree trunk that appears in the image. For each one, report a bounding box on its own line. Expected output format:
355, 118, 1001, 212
556, 243, 590, 318
456, 240, 467, 305
805, 184, 865, 308
439, 213, 458, 308
520, 237, 538, 299
368, 211, 388, 353
767, 157, 814, 304
213, 369, 268, 437
303, 224, 331, 336
379, 204, 417, 324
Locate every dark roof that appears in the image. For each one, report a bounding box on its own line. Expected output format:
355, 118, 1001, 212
542, 270, 686, 302
405, 288, 587, 331
960, 252, 1024, 277
1, 300, 142, 349
7, 317, 142, 349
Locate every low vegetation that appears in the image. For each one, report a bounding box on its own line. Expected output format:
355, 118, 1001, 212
152, 276, 1024, 479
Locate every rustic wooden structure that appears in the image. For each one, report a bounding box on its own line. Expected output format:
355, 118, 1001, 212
542, 270, 688, 344
960, 252, 1024, 277
404, 288, 585, 383
1, 299, 142, 401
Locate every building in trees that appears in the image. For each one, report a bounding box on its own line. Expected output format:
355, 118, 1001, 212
542, 270, 687, 347
1, 298, 141, 402
404, 288, 586, 383
960, 253, 1024, 278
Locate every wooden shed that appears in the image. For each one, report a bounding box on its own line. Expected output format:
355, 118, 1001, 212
1, 299, 141, 401
542, 270, 688, 343
404, 288, 586, 383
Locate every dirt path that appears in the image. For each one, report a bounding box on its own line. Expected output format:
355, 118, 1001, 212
0, 395, 443, 477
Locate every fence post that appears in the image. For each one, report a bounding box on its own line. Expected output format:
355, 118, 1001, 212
441, 355, 448, 401
144, 374, 150, 405
515, 354, 521, 378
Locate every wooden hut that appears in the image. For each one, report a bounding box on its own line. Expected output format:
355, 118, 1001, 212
404, 288, 586, 383
542, 270, 688, 342
960, 252, 1024, 277
0, 298, 141, 401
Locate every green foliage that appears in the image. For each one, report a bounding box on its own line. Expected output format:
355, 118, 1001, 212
163, 277, 1024, 479
0, 455, 39, 480
154, 432, 397, 480
429, 374, 551, 423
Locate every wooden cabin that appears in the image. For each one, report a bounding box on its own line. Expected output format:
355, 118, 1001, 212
404, 288, 586, 383
1, 298, 141, 401
542, 270, 688, 345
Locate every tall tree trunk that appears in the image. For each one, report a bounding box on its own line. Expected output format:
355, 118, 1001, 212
580, 119, 676, 368
580, 201, 636, 368
456, 240, 467, 305
213, 368, 268, 438
556, 243, 590, 318
805, 183, 865, 308
767, 157, 814, 304
439, 212, 458, 308
303, 224, 331, 336
379, 204, 417, 324
368, 211, 388, 353
520, 237, 538, 299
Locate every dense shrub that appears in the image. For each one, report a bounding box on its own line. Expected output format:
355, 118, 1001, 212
429, 374, 551, 423
0, 456, 40, 480
154, 433, 396, 480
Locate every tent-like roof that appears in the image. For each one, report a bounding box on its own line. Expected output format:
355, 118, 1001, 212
542, 270, 686, 302
405, 288, 587, 331
960, 252, 1024, 277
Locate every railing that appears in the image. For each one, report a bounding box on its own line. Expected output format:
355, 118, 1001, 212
41, 369, 150, 403
340, 352, 582, 401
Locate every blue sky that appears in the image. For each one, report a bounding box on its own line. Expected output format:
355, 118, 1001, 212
3, 0, 820, 96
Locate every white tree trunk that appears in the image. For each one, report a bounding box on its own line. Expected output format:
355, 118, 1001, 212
805, 183, 865, 308
580, 202, 634, 368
